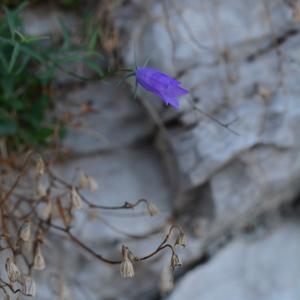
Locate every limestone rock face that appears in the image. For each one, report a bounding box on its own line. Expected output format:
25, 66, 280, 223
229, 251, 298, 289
19, 1, 300, 299
114, 0, 300, 222
168, 222, 300, 300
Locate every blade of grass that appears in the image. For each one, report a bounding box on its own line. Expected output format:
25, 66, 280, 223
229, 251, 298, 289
3, 6, 16, 40
8, 42, 20, 73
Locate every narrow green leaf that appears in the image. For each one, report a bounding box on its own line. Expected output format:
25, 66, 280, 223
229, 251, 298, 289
0, 52, 8, 71
24, 35, 50, 44
19, 44, 44, 63
88, 30, 99, 52
0, 36, 15, 47
3, 6, 16, 40
8, 42, 20, 73
14, 1, 28, 15
58, 18, 70, 49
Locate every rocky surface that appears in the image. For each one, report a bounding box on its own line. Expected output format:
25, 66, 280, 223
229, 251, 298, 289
18, 1, 300, 300
168, 221, 300, 300
114, 0, 300, 220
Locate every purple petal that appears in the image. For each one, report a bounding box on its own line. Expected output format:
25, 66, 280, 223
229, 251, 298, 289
136, 67, 188, 108
163, 97, 180, 109
174, 86, 189, 96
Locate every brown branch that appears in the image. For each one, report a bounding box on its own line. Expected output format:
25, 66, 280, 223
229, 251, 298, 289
0, 151, 33, 208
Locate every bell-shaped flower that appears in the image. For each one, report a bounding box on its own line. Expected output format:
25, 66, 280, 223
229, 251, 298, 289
136, 67, 188, 109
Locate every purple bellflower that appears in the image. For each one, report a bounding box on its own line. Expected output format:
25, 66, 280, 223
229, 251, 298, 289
135, 67, 188, 109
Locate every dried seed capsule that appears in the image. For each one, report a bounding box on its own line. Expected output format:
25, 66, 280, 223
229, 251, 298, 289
22, 276, 37, 297
120, 259, 135, 278
70, 187, 83, 210
19, 220, 31, 242
88, 176, 98, 192
33, 244, 45, 270
120, 245, 135, 278
37, 182, 47, 197
176, 232, 187, 247
147, 202, 159, 216
5, 258, 21, 282
36, 157, 45, 175
79, 172, 89, 189
170, 253, 181, 269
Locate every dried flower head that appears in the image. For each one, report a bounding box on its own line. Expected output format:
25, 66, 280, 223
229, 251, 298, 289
70, 187, 83, 210
5, 258, 21, 282
79, 172, 98, 192
147, 202, 159, 216
19, 220, 31, 242
120, 259, 135, 278
170, 253, 181, 269
176, 232, 187, 247
22, 276, 37, 297
33, 244, 45, 270
120, 245, 135, 278
36, 157, 45, 175
136, 67, 188, 109
88, 176, 98, 192
79, 172, 89, 189
37, 182, 47, 197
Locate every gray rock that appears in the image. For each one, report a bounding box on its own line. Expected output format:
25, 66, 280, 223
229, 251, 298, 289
168, 222, 300, 300
16, 1, 300, 299
60, 80, 153, 154
114, 0, 300, 221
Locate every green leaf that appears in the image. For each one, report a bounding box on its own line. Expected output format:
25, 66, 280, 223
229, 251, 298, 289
58, 18, 70, 50
24, 35, 50, 44
0, 36, 15, 47
19, 44, 45, 63
83, 57, 104, 76
8, 42, 20, 73
0, 51, 8, 71
15, 30, 50, 44
3, 6, 16, 40
15, 53, 30, 75
14, 2, 28, 15
88, 30, 99, 52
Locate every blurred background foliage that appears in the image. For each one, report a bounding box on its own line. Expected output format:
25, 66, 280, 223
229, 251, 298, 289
2, 0, 81, 9
0, 1, 105, 152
